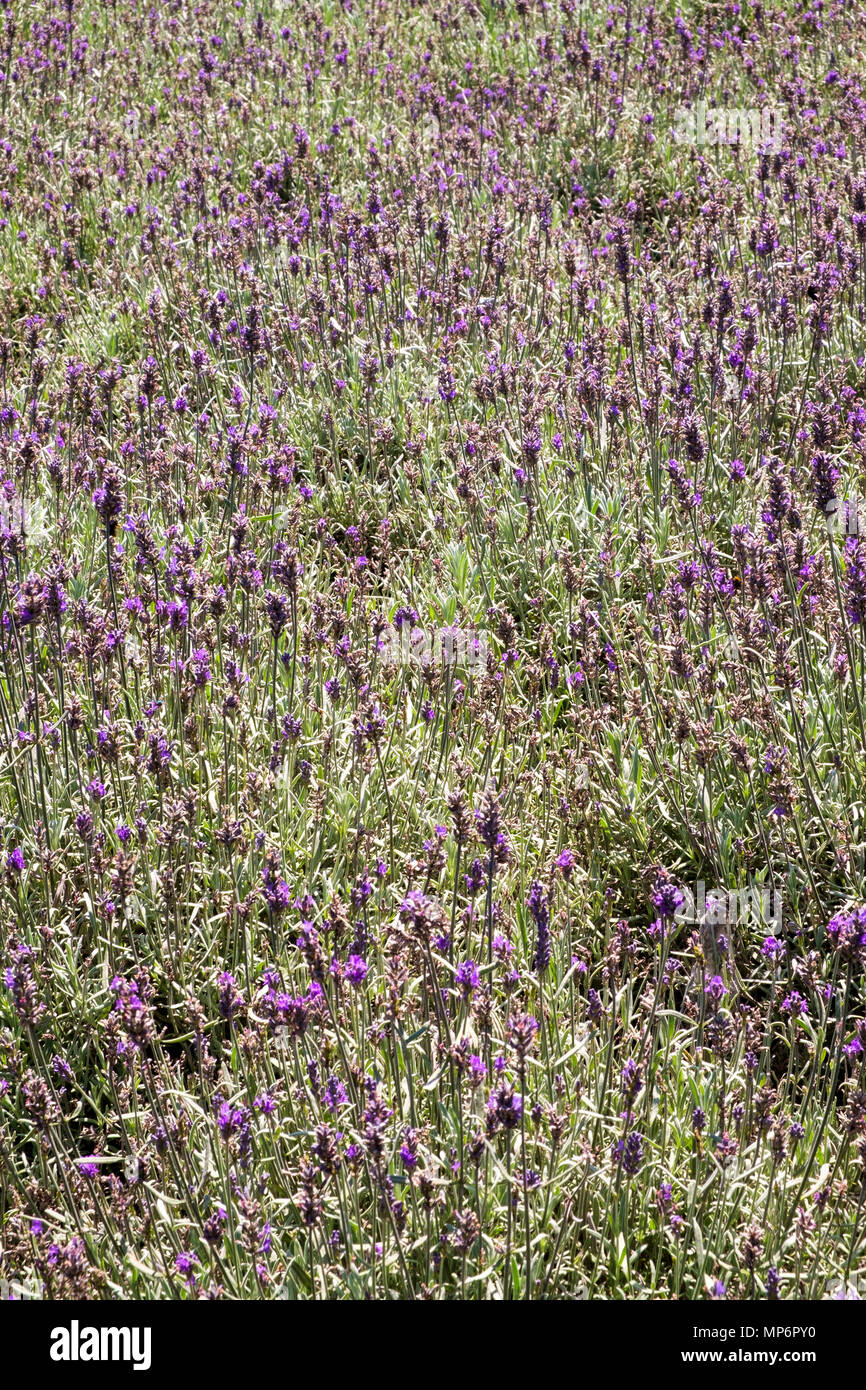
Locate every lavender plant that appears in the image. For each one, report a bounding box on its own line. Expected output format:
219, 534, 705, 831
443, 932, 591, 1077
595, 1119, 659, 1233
0, 0, 866, 1302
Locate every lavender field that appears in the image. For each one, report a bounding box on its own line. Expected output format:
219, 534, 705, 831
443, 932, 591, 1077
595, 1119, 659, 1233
1, 0, 866, 1304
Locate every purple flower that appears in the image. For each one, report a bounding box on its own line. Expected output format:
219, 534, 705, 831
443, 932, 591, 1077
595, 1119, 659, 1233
165, 598, 188, 631
528, 880, 551, 974
190, 648, 212, 687
469, 1054, 488, 1087
322, 1076, 348, 1112
217, 972, 245, 1021
487, 1081, 522, 1133
261, 852, 291, 916
176, 1251, 198, 1280
761, 936, 786, 960
612, 1131, 643, 1176
455, 959, 479, 999
652, 879, 684, 919
555, 848, 575, 879
620, 1058, 643, 1100
345, 955, 368, 986
6, 847, 24, 873
781, 990, 808, 1017
4, 943, 44, 1025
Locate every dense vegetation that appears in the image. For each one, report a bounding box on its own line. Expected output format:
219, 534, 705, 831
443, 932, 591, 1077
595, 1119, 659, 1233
1, 0, 866, 1300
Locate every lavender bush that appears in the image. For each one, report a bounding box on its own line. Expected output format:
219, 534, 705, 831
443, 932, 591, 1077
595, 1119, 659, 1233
1, 0, 866, 1302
